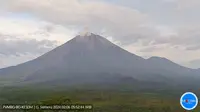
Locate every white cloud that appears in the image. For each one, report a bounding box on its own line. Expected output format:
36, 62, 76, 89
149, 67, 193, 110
0, 16, 78, 68
0, 17, 77, 43
0, 0, 154, 43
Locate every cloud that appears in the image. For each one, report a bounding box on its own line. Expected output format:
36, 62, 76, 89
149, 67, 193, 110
0, 53, 38, 68
184, 59, 200, 69
139, 46, 165, 53
0, 15, 78, 68
185, 45, 200, 51
149, 26, 200, 51
0, 17, 78, 57
174, 0, 200, 10
0, 0, 158, 45
0, 17, 77, 42
162, 0, 200, 9
0, 34, 58, 56
0, 0, 176, 46
2, 0, 199, 48
3, 0, 198, 52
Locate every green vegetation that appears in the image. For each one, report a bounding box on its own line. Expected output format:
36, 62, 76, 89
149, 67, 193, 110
0, 87, 199, 112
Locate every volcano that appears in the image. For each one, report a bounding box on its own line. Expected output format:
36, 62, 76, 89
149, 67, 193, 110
0, 33, 199, 89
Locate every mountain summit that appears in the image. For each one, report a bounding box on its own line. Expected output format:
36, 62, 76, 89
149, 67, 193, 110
0, 33, 199, 88
26, 33, 146, 76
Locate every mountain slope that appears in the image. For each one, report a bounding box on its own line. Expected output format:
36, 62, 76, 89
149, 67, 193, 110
0, 33, 199, 88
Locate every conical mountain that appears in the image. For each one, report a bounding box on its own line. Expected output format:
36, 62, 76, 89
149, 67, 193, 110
0, 33, 199, 88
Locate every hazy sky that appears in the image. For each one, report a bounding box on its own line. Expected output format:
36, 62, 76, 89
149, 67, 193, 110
0, 0, 200, 68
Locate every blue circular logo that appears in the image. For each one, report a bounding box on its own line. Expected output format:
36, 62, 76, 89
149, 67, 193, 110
180, 92, 198, 110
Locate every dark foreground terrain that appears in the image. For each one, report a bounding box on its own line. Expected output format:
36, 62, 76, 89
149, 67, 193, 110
0, 86, 199, 112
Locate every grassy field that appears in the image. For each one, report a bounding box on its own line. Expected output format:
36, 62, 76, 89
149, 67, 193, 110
0, 87, 199, 112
